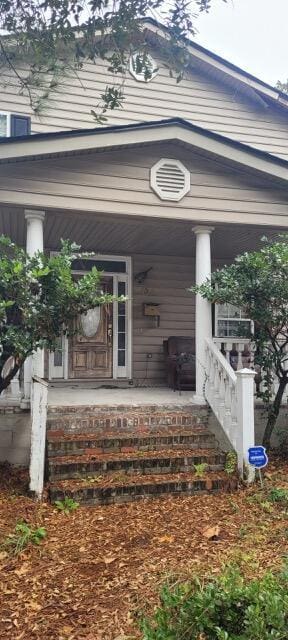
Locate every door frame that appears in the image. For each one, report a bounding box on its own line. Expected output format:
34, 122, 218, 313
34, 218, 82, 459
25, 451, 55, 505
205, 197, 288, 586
48, 254, 132, 381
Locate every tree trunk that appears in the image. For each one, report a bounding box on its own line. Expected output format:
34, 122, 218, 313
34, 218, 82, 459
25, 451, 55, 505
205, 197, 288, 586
262, 378, 287, 449
0, 362, 21, 395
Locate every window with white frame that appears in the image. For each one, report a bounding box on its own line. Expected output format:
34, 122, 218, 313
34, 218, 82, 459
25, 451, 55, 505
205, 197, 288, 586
215, 303, 252, 338
0, 112, 31, 137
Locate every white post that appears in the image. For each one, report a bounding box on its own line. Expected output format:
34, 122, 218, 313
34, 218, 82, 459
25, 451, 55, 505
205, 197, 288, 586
236, 368, 256, 480
29, 376, 48, 499
23, 210, 45, 400
192, 226, 214, 403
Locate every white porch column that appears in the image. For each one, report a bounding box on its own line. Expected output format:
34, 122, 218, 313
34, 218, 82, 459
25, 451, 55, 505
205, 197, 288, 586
192, 226, 214, 403
24, 210, 45, 399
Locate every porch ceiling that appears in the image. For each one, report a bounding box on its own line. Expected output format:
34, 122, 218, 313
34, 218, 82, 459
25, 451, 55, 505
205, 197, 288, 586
1, 205, 286, 259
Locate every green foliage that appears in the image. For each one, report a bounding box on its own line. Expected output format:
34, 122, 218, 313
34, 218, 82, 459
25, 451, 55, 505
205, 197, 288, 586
193, 462, 208, 477
276, 80, 288, 95
0, 0, 227, 119
190, 236, 288, 447
225, 451, 237, 475
0, 236, 120, 394
268, 487, 288, 505
141, 566, 288, 639
54, 497, 80, 514
3, 522, 47, 555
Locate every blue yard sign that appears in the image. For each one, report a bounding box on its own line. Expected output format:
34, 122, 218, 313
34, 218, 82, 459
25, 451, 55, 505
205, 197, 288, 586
248, 446, 268, 469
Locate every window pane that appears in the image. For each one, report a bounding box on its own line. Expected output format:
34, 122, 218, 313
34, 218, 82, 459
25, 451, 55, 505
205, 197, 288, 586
218, 319, 250, 338
0, 114, 7, 137
53, 337, 63, 366
72, 259, 126, 273
118, 333, 125, 349
118, 302, 126, 315
54, 349, 63, 367
217, 304, 229, 318
118, 316, 125, 332
228, 304, 240, 318
118, 281, 126, 296
118, 350, 125, 366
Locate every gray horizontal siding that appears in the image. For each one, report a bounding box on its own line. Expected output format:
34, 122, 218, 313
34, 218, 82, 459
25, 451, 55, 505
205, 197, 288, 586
1, 53, 288, 158
0, 144, 288, 228
132, 254, 194, 384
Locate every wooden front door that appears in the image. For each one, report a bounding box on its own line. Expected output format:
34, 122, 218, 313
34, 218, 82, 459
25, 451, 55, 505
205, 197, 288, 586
69, 277, 113, 379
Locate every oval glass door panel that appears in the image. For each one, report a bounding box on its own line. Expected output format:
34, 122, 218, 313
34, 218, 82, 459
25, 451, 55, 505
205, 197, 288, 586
80, 307, 101, 338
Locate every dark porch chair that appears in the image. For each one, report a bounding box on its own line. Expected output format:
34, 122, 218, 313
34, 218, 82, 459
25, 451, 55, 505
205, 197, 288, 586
163, 336, 196, 392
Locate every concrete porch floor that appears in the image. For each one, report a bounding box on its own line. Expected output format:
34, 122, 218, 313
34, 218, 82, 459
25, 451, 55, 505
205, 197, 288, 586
48, 386, 195, 407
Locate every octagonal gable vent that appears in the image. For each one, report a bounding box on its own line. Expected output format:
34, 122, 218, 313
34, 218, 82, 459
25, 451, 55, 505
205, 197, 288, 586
150, 159, 190, 201
129, 52, 158, 82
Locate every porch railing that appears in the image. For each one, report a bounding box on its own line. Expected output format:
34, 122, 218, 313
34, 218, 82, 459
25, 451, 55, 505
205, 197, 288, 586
213, 337, 288, 404
213, 338, 252, 370
205, 338, 255, 478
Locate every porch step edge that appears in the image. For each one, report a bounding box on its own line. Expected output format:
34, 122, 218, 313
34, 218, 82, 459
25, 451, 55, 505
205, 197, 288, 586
49, 471, 237, 505
48, 448, 226, 480
47, 428, 217, 457
47, 404, 207, 414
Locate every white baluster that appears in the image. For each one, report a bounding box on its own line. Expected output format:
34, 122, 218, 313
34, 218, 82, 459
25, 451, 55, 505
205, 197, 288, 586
225, 341, 233, 365
224, 378, 233, 438
213, 361, 221, 418
237, 343, 245, 370
218, 370, 226, 424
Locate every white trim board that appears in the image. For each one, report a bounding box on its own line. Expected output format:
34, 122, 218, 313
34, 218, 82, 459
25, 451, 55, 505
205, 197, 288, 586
1, 122, 288, 186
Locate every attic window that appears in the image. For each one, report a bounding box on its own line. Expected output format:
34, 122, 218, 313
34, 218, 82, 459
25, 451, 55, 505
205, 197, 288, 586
150, 159, 190, 201
129, 52, 158, 82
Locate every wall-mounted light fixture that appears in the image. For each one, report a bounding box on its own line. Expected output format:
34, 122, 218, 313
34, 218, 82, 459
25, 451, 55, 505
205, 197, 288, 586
134, 266, 153, 284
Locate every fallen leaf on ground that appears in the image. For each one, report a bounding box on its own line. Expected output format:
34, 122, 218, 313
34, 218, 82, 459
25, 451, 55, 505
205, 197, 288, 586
157, 535, 175, 544
202, 525, 220, 540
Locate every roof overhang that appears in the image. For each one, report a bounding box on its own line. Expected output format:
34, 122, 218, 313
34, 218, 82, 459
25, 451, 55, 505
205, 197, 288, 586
0, 118, 288, 186
142, 18, 288, 111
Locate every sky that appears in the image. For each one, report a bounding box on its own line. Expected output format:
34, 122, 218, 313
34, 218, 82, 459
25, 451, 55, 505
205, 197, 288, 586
195, 0, 288, 87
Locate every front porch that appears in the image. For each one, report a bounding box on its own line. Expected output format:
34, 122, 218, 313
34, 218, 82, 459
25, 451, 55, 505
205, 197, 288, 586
0, 204, 285, 399
1, 202, 286, 483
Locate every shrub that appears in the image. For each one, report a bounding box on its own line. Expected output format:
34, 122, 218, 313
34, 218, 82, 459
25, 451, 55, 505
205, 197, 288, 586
141, 566, 288, 639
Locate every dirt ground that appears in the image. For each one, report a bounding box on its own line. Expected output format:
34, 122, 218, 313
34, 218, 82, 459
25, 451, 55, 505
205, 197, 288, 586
0, 459, 288, 640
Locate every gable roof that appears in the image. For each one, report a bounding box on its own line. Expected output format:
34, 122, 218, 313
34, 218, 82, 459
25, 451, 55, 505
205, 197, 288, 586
0, 117, 288, 186
143, 17, 288, 111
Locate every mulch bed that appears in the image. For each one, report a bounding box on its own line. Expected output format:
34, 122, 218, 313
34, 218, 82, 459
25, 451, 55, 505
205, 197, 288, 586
0, 458, 288, 639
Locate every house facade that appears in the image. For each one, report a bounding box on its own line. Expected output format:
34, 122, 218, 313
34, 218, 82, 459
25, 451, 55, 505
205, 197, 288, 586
0, 20, 288, 473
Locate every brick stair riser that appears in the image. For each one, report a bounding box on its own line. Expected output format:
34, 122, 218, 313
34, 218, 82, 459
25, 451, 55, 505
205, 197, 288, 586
47, 411, 205, 435
47, 405, 208, 415
47, 433, 216, 458
49, 454, 226, 480
50, 477, 236, 506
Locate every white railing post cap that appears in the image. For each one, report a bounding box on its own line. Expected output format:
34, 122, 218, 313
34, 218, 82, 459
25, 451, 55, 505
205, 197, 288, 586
235, 368, 256, 378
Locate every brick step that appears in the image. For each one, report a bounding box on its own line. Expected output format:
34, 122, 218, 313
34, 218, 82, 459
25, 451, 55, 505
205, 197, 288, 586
47, 427, 216, 458
48, 448, 225, 480
47, 407, 205, 435
49, 471, 237, 505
